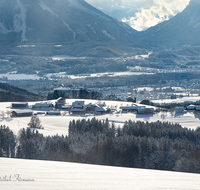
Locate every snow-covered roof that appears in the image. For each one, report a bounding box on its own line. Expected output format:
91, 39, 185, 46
62, 105, 72, 109
12, 109, 33, 114
95, 107, 106, 112
186, 105, 196, 109
174, 107, 184, 110
121, 106, 146, 110
12, 102, 28, 105
97, 104, 104, 108
71, 109, 85, 112
73, 105, 84, 108
33, 103, 53, 107
72, 101, 85, 106
86, 104, 97, 108
137, 108, 154, 112
56, 97, 66, 101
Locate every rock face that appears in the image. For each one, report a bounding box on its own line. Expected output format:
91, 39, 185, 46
139, 0, 200, 46
0, 0, 137, 43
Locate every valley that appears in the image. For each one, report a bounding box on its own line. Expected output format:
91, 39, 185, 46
1, 0, 200, 188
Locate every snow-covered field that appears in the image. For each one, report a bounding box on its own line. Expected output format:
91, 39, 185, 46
2, 111, 200, 137
0, 157, 199, 190
1, 99, 200, 190
152, 96, 200, 104
0, 99, 200, 137
0, 73, 40, 80
46, 71, 152, 79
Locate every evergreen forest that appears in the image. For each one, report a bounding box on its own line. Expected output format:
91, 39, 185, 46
1, 118, 200, 173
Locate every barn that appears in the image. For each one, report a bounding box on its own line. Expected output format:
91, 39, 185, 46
12, 110, 33, 117
11, 102, 28, 108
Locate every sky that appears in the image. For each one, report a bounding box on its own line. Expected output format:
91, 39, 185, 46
85, 0, 190, 31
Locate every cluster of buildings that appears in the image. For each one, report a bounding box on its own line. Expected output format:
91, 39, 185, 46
10, 98, 111, 117
121, 105, 154, 114
175, 105, 200, 113
10, 98, 156, 117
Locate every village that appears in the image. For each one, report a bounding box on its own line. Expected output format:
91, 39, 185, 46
8, 97, 200, 118
10, 98, 155, 117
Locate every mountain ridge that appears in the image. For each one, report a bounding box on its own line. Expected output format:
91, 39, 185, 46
138, 0, 200, 47
0, 0, 137, 44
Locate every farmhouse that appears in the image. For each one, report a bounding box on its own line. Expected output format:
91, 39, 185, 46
32, 102, 54, 109
174, 107, 184, 113
195, 106, 200, 111
186, 105, 196, 110
72, 101, 85, 109
34, 111, 46, 115
71, 108, 86, 115
47, 111, 61, 115
86, 104, 98, 112
121, 106, 145, 113
56, 97, 66, 109
12, 110, 33, 117
11, 102, 28, 108
61, 105, 72, 110
137, 108, 154, 114
95, 107, 106, 115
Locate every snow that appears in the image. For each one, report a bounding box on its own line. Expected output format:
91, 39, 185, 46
39, 1, 76, 39
0, 73, 40, 80
87, 24, 96, 34
0, 100, 200, 137
14, 0, 27, 42
0, 157, 200, 190
46, 70, 151, 79
51, 55, 86, 61
133, 52, 152, 60
39, 1, 55, 15
152, 96, 200, 104
136, 87, 154, 92
102, 30, 116, 40
0, 23, 10, 34
17, 45, 35, 48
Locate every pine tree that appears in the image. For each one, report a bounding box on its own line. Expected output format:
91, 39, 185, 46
16, 145, 23, 158
0, 148, 3, 157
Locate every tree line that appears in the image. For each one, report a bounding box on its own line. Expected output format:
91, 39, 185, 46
0, 82, 43, 102
1, 118, 200, 173
47, 89, 102, 100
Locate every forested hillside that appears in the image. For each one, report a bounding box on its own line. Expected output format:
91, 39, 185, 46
0, 82, 43, 102
1, 118, 200, 173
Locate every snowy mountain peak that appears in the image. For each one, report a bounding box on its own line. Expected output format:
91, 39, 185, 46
140, 0, 200, 46
0, 0, 136, 43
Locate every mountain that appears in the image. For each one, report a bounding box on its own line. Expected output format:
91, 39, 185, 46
0, 0, 137, 44
139, 0, 200, 47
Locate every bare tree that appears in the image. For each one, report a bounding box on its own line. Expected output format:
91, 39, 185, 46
28, 115, 44, 129
5, 110, 12, 118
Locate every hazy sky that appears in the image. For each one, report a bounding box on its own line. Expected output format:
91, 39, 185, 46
85, 0, 190, 31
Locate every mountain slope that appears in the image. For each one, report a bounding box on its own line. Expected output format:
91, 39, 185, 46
139, 0, 200, 47
0, 0, 137, 43
0, 82, 43, 101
